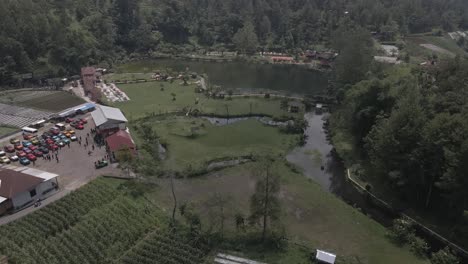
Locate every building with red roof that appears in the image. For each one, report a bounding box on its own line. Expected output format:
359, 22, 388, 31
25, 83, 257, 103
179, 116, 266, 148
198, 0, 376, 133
105, 130, 136, 162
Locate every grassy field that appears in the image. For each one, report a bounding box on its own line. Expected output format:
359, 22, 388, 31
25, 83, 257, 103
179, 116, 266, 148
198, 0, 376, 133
148, 162, 428, 264
0, 90, 84, 111
104, 72, 154, 82
405, 35, 466, 62
135, 117, 299, 171
114, 82, 302, 119
0, 126, 18, 137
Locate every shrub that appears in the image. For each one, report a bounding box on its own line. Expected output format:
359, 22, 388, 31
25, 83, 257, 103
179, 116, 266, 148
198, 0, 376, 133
408, 235, 429, 257
388, 217, 414, 245
430, 247, 459, 264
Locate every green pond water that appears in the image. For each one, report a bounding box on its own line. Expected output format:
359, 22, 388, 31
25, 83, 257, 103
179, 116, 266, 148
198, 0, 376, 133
117, 59, 329, 95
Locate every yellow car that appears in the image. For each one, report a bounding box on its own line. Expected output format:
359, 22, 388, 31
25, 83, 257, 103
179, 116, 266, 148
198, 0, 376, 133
31, 138, 39, 145
0, 156, 10, 164
67, 129, 75, 135
10, 138, 20, 145
65, 133, 71, 138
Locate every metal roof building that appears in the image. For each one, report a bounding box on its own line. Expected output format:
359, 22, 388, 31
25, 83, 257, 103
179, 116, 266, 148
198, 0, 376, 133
316, 250, 336, 264
91, 105, 128, 135
0, 166, 59, 215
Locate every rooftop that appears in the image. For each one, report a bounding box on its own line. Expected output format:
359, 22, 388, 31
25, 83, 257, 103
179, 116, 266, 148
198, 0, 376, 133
0, 168, 44, 199
106, 130, 136, 153
91, 105, 128, 127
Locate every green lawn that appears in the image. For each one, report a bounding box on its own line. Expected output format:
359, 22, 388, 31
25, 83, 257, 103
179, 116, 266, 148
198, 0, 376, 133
114, 82, 301, 120
104, 72, 154, 82
405, 35, 466, 61
135, 117, 299, 171
148, 162, 429, 264
0, 126, 18, 136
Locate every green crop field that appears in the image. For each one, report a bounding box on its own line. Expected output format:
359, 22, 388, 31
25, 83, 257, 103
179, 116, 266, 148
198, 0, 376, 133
0, 126, 18, 137
0, 177, 208, 264
114, 82, 302, 120
0, 90, 84, 112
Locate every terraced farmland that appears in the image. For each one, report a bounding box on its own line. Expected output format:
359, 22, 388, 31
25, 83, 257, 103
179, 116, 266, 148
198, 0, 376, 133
0, 178, 208, 264
0, 90, 84, 112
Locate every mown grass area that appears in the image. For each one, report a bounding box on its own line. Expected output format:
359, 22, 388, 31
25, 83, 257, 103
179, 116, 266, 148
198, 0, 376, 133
148, 162, 428, 264
114, 82, 302, 119
134, 117, 299, 171
104, 72, 154, 82
0, 126, 18, 136
405, 35, 466, 62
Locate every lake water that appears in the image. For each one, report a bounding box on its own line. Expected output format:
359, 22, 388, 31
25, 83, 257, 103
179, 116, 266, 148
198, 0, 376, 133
119, 59, 329, 95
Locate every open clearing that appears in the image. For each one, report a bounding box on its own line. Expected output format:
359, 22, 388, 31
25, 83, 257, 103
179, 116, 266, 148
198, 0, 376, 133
406, 35, 466, 58
149, 162, 428, 264
0, 90, 84, 112
114, 82, 302, 119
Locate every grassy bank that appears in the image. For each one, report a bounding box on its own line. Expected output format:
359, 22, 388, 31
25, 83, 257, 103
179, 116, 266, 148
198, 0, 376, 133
114, 81, 302, 119
134, 117, 299, 172
147, 162, 428, 264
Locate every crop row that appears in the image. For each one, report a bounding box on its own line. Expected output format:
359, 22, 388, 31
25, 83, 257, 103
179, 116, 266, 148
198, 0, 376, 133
0, 178, 122, 263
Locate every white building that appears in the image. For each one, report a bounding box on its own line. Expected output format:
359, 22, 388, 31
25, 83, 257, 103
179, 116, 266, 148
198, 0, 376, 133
0, 166, 59, 215
91, 104, 128, 135
316, 250, 336, 264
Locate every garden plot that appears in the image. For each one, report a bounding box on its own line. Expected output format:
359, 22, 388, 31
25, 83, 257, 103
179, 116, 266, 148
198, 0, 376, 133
0, 103, 54, 128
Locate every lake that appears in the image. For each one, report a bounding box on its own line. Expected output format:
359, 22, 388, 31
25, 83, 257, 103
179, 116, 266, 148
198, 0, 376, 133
117, 59, 329, 95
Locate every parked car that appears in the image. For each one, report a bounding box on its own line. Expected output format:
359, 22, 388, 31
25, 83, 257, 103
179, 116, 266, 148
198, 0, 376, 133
0, 156, 10, 164
40, 147, 49, 154
59, 134, 67, 140
0, 150, 6, 157
19, 157, 31, 165
24, 148, 32, 154
14, 144, 23, 151
49, 144, 59, 151
57, 141, 65, 147
95, 160, 108, 169
29, 145, 37, 151
16, 151, 27, 158
33, 150, 43, 157
67, 129, 75, 135
9, 155, 19, 162
22, 141, 32, 147
23, 134, 34, 140
76, 124, 84, 130
50, 127, 60, 135
31, 138, 39, 145
26, 153, 37, 161
10, 138, 20, 144
80, 118, 88, 124
65, 117, 74, 123
4, 145, 15, 153
70, 135, 77, 141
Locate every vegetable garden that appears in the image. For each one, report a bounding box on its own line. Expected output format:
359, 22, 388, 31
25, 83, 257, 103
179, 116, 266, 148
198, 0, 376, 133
0, 178, 208, 264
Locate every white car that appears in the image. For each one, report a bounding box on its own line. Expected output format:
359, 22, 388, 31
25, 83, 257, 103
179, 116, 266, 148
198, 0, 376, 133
70, 135, 77, 141
0, 156, 10, 164
0, 150, 5, 157
9, 155, 19, 162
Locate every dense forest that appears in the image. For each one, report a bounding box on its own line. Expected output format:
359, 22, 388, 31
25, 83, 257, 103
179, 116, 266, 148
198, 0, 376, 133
331, 58, 468, 244
1, 0, 468, 83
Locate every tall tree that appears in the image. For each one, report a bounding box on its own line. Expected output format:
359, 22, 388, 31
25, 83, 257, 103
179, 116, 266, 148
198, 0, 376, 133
233, 20, 259, 54
249, 159, 281, 241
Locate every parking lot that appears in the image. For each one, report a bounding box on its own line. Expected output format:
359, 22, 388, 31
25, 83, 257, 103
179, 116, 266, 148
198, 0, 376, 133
0, 113, 121, 191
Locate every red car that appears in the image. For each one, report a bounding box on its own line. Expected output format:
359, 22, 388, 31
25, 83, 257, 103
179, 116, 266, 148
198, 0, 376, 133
33, 150, 43, 157
46, 139, 55, 145
23, 134, 34, 140
48, 144, 59, 151
29, 145, 37, 151
65, 118, 74, 123
23, 148, 32, 154
26, 153, 37, 161
4, 145, 15, 153
15, 144, 23, 151
16, 151, 27, 158
80, 118, 88, 124
76, 124, 84, 130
